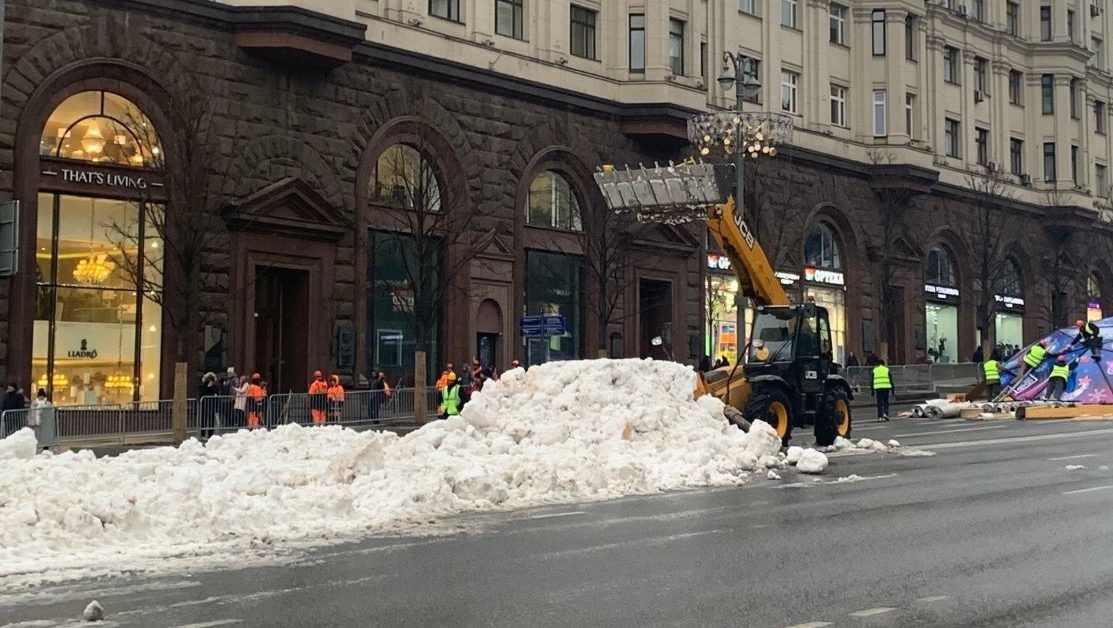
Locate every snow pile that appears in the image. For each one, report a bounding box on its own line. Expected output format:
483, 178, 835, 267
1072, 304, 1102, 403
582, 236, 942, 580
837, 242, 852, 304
0, 359, 784, 583
1064, 465, 1087, 471
795, 449, 829, 474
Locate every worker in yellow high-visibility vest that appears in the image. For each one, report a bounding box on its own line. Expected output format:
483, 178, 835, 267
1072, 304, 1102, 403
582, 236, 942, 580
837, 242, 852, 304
982, 351, 1002, 398
871, 359, 894, 422
1044, 355, 1079, 401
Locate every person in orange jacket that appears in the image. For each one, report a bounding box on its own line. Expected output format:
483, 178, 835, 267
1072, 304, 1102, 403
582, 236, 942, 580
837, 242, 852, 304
247, 373, 267, 429
308, 370, 328, 425
327, 374, 345, 423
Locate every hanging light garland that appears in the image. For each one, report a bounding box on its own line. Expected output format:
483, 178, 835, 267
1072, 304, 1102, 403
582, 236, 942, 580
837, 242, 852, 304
104, 372, 135, 392
688, 112, 794, 160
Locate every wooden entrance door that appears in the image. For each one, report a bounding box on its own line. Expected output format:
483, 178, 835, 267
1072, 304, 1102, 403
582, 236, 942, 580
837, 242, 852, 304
254, 266, 310, 394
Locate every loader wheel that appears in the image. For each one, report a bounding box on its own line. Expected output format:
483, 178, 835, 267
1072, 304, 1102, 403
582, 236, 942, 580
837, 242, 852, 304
816, 387, 852, 447
743, 388, 794, 446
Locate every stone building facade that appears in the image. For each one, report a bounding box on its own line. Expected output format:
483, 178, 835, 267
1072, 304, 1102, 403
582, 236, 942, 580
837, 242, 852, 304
0, 0, 1110, 404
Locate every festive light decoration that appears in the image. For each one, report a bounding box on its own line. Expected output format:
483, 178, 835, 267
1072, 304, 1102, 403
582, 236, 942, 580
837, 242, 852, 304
104, 372, 135, 392
37, 372, 69, 388
687, 112, 793, 160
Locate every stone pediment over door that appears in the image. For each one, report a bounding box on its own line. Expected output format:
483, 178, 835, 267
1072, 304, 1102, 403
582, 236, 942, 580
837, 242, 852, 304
224, 177, 349, 241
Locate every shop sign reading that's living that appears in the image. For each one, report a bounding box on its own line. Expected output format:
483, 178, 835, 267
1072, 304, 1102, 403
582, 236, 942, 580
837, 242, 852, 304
39, 157, 166, 200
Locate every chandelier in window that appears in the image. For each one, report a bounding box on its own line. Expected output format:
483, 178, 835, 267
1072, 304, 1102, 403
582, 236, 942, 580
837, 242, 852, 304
104, 372, 135, 392
73, 201, 116, 285
73, 253, 116, 284
37, 372, 69, 388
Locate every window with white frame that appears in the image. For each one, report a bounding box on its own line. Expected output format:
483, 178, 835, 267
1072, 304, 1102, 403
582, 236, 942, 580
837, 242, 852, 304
740, 0, 758, 16
943, 46, 959, 84
668, 19, 685, 75
781, 0, 798, 28
1009, 70, 1023, 105
971, 0, 985, 22
1010, 138, 1024, 175
830, 83, 846, 126
873, 89, 887, 136
871, 10, 886, 55
974, 57, 988, 94
629, 14, 645, 72
781, 69, 799, 113
570, 6, 597, 60
905, 14, 918, 60
429, 0, 461, 22
905, 93, 916, 137
975, 127, 989, 166
830, 3, 847, 44
495, 0, 524, 39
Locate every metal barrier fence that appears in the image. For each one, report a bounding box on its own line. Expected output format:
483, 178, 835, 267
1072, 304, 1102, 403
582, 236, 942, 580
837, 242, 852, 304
1, 387, 443, 448
844, 363, 981, 395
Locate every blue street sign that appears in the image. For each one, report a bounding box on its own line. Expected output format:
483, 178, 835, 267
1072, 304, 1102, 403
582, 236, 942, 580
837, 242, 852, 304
520, 314, 566, 337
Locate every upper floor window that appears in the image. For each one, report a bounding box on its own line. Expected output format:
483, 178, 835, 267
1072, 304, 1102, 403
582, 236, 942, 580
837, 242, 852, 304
1094, 38, 1106, 71
1041, 74, 1055, 114
1009, 70, 1023, 105
1097, 101, 1107, 134
975, 127, 989, 166
373, 144, 442, 212
570, 6, 597, 60
429, 0, 461, 22
781, 0, 798, 28
905, 14, 918, 61
943, 46, 960, 84
1044, 142, 1057, 181
944, 118, 961, 158
1000, 258, 1023, 297
873, 89, 887, 136
1010, 138, 1024, 175
805, 224, 842, 270
629, 14, 645, 72
830, 83, 847, 127
1097, 164, 1109, 197
830, 3, 848, 45
669, 19, 685, 75
740, 0, 758, 16
1072, 145, 1080, 184
1006, 1, 1020, 36
742, 57, 762, 104
1040, 6, 1052, 41
781, 69, 799, 113
871, 10, 886, 55
495, 0, 524, 39
1068, 9, 1076, 42
973, 57, 988, 94
971, 0, 985, 22
906, 93, 916, 137
40, 91, 162, 167
527, 171, 582, 231
1070, 77, 1081, 119
926, 246, 957, 287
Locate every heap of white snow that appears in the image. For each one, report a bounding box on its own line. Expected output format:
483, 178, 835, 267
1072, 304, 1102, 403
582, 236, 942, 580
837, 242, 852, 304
0, 359, 785, 583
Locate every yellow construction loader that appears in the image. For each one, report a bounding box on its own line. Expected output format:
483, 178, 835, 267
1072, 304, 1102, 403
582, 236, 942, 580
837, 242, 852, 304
594, 162, 853, 446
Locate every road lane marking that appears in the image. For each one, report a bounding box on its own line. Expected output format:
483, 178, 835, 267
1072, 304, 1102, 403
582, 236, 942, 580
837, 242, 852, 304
173, 622, 243, 628
1048, 454, 1099, 461
894, 425, 1007, 438
916, 595, 950, 603
1062, 485, 1113, 495
528, 511, 586, 520
922, 427, 1113, 450
784, 622, 831, 628
849, 607, 896, 617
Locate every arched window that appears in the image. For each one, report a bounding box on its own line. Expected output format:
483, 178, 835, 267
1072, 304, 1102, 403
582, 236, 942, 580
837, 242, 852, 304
926, 246, 957, 287
34, 91, 164, 405
372, 144, 442, 212
527, 171, 582, 231
39, 91, 161, 167
1089, 272, 1102, 301
1000, 258, 1023, 296
804, 223, 842, 269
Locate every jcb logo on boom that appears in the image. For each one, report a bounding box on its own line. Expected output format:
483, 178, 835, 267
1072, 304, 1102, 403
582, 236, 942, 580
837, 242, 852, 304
733, 209, 755, 249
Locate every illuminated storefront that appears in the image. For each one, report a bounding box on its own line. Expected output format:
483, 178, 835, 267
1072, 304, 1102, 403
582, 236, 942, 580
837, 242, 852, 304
924, 246, 959, 364
33, 91, 164, 404
1089, 273, 1103, 322
993, 259, 1024, 356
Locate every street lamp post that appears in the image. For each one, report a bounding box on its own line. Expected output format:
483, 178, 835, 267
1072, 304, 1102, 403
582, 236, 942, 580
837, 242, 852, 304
717, 52, 762, 217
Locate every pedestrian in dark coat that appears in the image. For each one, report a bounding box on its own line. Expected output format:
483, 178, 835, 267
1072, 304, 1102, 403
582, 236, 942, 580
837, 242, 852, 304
197, 372, 219, 438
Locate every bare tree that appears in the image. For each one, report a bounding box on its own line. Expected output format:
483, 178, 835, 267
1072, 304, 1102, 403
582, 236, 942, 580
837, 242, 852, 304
582, 204, 639, 356
745, 152, 813, 276
704, 271, 734, 362
949, 172, 1014, 355
367, 129, 492, 419
1033, 187, 1084, 330
105, 88, 232, 374
866, 150, 918, 362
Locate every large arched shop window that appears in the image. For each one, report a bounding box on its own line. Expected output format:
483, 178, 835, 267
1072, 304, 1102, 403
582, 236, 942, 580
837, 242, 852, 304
526, 170, 582, 231
803, 223, 846, 363
925, 246, 957, 286
995, 258, 1025, 356
523, 170, 582, 365
34, 91, 164, 404
368, 143, 444, 384
804, 223, 841, 269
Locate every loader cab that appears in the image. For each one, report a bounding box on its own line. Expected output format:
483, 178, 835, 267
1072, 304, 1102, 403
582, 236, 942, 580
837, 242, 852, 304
744, 303, 835, 395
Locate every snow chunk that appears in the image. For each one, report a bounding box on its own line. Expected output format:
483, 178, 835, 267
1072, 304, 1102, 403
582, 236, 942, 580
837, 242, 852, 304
1064, 465, 1087, 471
83, 600, 104, 622
0, 428, 37, 461
766, 470, 782, 480
796, 449, 829, 474
785, 446, 805, 464
887, 439, 901, 448
856, 438, 889, 452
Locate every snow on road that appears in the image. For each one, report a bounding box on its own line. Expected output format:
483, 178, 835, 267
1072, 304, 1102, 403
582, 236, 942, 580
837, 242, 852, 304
0, 359, 822, 586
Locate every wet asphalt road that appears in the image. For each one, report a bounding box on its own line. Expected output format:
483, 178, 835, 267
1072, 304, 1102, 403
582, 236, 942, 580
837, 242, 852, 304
5, 416, 1113, 627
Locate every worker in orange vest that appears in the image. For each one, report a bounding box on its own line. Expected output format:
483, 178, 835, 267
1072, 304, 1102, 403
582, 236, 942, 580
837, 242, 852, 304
308, 370, 328, 425
435, 362, 454, 391
327, 374, 345, 423
247, 373, 266, 429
